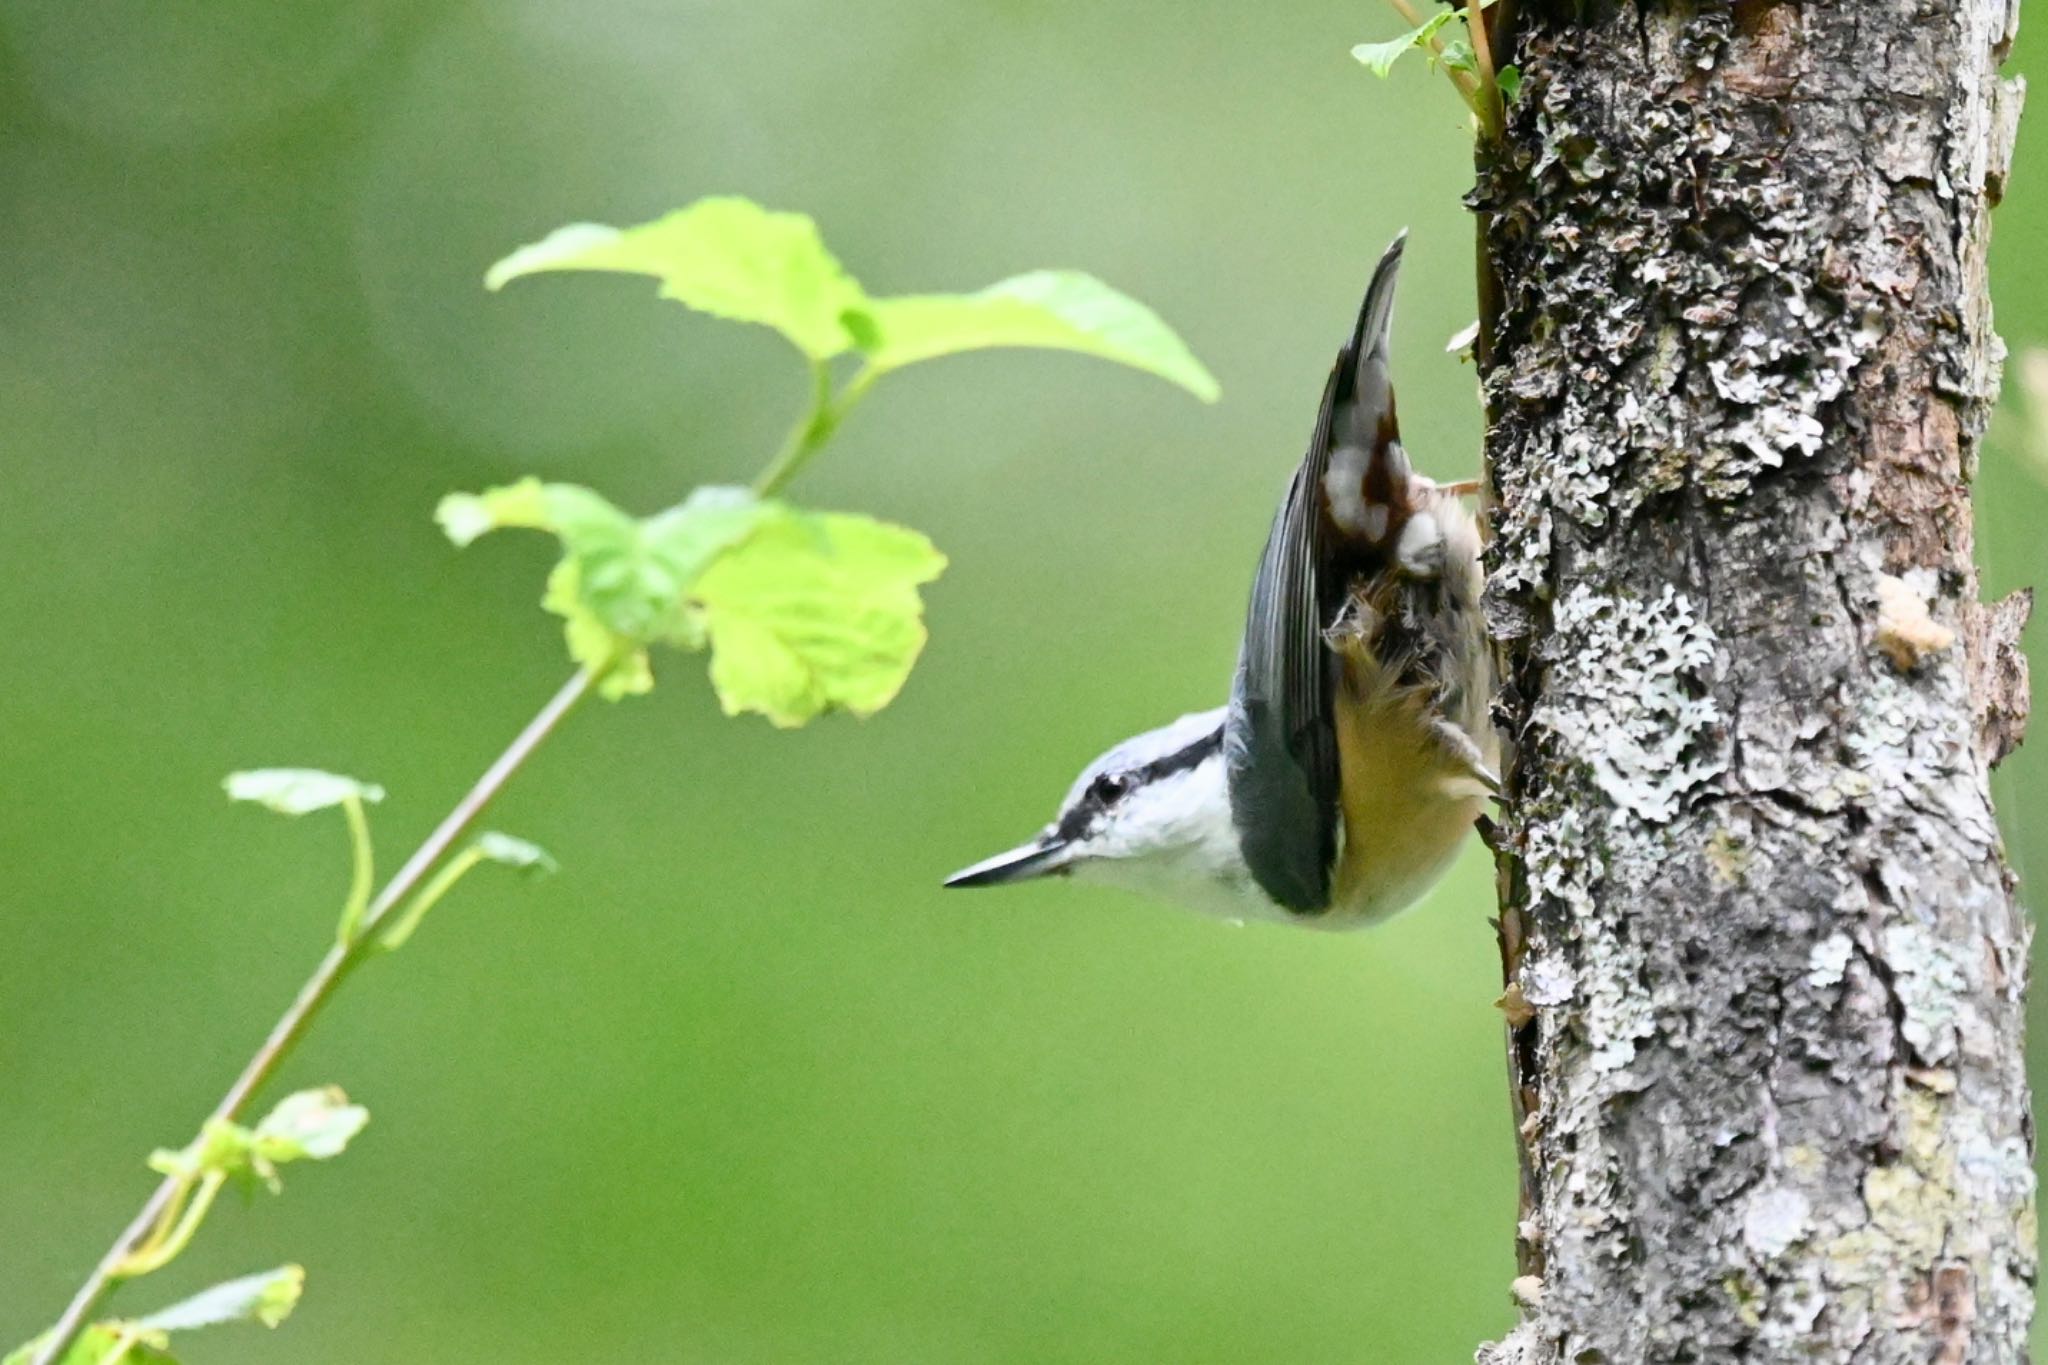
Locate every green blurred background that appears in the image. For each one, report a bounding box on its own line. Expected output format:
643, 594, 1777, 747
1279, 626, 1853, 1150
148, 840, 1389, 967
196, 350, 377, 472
0, 3, 2040, 1361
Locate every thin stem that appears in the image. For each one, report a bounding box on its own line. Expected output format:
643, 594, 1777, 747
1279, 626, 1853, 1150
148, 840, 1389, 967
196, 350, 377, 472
751, 358, 835, 499
1384, 0, 1428, 26
1465, 0, 1503, 139
753, 362, 882, 499
114, 1172, 224, 1278
836, 365, 880, 418
100, 1327, 142, 1365
29, 665, 601, 1365
335, 794, 375, 946
130, 1176, 195, 1261
378, 845, 485, 951
1385, 0, 1485, 107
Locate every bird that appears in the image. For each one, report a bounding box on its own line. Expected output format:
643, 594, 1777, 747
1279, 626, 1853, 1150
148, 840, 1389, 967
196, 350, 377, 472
943, 233, 1498, 928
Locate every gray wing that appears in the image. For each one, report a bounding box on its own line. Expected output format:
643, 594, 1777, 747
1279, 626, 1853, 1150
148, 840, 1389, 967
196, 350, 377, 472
1226, 232, 1406, 913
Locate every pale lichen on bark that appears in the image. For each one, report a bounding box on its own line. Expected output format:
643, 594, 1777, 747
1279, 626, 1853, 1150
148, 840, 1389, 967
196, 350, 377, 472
1473, 1, 2035, 1360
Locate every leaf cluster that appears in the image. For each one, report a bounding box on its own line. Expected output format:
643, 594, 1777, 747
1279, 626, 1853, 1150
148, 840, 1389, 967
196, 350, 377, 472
9, 1090, 363, 1365
6, 1267, 305, 1365
1354, 0, 1519, 135
485, 196, 1218, 396
437, 480, 946, 720
146, 1087, 368, 1195
459, 195, 1213, 720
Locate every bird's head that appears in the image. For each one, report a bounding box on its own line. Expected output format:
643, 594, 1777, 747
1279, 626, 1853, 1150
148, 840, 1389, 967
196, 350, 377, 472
944, 707, 1264, 919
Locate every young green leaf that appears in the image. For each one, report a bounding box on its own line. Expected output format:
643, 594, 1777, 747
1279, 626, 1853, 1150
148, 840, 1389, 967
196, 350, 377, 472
443, 481, 780, 698
488, 198, 1216, 406
861, 271, 1219, 401
690, 511, 947, 726
1495, 63, 1523, 104
485, 198, 868, 361
1445, 319, 1481, 364
13, 1269, 304, 1365
1352, 7, 1460, 77
252, 1087, 368, 1164
445, 479, 946, 719
441, 481, 764, 634
434, 478, 555, 547
223, 770, 385, 816
132, 1266, 305, 1334
5, 1326, 174, 1365
542, 557, 651, 699
377, 829, 560, 952
475, 832, 558, 874
438, 480, 657, 630
147, 1119, 257, 1183
524, 483, 770, 683
148, 1089, 365, 1197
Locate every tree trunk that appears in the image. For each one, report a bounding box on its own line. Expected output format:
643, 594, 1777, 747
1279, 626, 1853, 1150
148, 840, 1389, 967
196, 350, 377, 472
1472, 2, 2036, 1361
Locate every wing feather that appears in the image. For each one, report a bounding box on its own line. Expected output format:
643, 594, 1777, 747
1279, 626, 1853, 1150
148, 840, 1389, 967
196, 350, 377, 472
1226, 233, 1406, 913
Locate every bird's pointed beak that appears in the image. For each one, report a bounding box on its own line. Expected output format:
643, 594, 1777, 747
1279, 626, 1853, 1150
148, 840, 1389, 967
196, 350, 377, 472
943, 836, 1074, 889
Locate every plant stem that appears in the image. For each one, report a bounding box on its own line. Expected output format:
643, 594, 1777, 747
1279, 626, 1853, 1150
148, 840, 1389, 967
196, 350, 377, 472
1384, 0, 1429, 27
29, 665, 600, 1365
335, 794, 375, 945
114, 1172, 224, 1278
1465, 0, 1504, 139
752, 359, 835, 499
753, 362, 881, 499
100, 1328, 141, 1365
1385, 0, 1485, 108
376, 845, 485, 951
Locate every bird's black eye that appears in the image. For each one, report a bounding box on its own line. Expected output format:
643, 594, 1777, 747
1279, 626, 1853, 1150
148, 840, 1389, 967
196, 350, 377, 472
1089, 772, 1130, 804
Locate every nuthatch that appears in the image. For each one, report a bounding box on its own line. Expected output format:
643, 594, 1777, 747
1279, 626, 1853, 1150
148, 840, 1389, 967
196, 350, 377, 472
945, 234, 1498, 927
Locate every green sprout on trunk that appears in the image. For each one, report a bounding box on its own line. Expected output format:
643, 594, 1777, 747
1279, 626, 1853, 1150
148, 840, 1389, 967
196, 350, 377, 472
1355, 0, 1517, 140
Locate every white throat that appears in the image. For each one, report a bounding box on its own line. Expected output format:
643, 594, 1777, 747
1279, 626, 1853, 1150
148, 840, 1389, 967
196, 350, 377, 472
1069, 749, 1282, 924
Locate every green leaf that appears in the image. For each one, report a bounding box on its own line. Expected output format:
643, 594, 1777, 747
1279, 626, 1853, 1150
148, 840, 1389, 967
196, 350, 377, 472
1436, 36, 1477, 77
475, 832, 558, 875
444, 480, 954, 724
487, 198, 1218, 406
1445, 320, 1481, 362
485, 197, 868, 360
1495, 63, 1522, 104
133, 1266, 304, 1334
641, 487, 778, 577
147, 1119, 256, 1182
437, 480, 647, 627
252, 1087, 368, 1163
1352, 8, 1460, 77
223, 770, 384, 816
444, 482, 778, 696
6, 1326, 175, 1365
862, 271, 1218, 401
542, 557, 651, 699
434, 479, 552, 547
148, 1090, 365, 1196
690, 511, 947, 726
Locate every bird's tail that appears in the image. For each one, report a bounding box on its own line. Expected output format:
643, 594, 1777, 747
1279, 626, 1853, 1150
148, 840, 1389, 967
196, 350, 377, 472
1319, 230, 1414, 553
1345, 228, 1405, 425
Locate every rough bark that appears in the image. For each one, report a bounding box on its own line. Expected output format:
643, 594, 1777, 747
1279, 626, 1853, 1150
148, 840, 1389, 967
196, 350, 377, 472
1472, 2, 2036, 1361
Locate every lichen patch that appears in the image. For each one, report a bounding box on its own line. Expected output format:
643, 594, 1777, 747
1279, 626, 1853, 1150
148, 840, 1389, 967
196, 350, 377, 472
1536, 585, 1728, 823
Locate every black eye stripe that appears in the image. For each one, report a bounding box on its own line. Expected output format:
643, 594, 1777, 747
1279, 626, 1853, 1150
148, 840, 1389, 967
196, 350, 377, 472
1056, 723, 1223, 842
1134, 725, 1223, 786
1094, 726, 1224, 803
